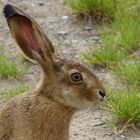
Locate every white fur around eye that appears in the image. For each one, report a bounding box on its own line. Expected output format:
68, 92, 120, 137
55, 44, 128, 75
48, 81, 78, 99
82, 73, 96, 88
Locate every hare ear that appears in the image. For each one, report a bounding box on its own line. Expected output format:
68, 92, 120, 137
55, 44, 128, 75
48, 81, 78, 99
3, 4, 54, 63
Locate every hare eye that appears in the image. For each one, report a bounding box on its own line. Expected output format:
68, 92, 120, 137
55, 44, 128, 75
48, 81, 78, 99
70, 72, 83, 83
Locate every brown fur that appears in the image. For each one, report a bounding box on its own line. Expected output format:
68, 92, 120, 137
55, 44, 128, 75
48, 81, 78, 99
0, 4, 106, 140
0, 92, 75, 140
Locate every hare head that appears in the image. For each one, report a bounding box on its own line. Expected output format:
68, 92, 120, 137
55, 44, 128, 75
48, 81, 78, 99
4, 4, 106, 109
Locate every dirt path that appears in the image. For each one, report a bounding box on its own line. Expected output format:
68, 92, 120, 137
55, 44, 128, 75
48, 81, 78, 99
0, 0, 140, 140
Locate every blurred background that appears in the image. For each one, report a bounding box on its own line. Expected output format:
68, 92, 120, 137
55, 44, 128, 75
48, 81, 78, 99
0, 0, 140, 140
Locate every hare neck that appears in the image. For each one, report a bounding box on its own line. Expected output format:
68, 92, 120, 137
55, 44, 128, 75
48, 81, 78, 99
30, 94, 76, 140
38, 100, 75, 140
36, 71, 57, 94
34, 73, 76, 139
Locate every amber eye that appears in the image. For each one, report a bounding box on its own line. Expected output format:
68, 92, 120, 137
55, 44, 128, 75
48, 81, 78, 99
70, 72, 83, 83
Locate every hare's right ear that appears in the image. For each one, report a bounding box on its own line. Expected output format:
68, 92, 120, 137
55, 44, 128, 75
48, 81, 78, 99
3, 4, 55, 65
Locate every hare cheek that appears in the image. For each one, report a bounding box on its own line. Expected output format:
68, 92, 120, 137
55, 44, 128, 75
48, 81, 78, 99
64, 91, 94, 109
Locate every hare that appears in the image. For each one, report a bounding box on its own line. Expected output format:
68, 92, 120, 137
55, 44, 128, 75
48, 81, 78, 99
0, 4, 106, 140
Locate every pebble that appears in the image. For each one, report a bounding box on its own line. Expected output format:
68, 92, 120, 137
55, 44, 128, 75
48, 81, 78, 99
63, 40, 71, 45
89, 138, 96, 140
31, 3, 35, 7
93, 122, 104, 126
74, 133, 79, 136
105, 132, 113, 136
38, 3, 44, 6
58, 31, 68, 35
71, 40, 79, 44
62, 15, 69, 20
84, 26, 92, 31
75, 55, 79, 59
120, 135, 126, 139
89, 36, 100, 42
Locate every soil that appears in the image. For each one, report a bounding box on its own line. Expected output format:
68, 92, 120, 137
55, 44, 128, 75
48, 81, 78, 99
0, 0, 140, 140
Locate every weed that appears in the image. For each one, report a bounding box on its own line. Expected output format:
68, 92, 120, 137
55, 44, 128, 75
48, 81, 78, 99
115, 61, 140, 89
83, 45, 127, 68
66, 0, 116, 21
108, 90, 140, 125
53, 44, 60, 52
0, 57, 25, 78
83, 0, 140, 67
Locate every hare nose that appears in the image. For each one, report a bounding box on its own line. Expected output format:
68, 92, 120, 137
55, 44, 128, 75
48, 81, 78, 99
99, 91, 106, 101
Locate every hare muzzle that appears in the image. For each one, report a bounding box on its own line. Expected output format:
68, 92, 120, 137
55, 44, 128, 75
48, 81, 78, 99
99, 91, 106, 101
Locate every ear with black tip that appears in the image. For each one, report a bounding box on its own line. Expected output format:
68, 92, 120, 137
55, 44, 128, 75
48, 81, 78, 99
3, 4, 55, 63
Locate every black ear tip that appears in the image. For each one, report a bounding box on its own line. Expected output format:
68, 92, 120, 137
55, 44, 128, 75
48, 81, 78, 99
3, 4, 17, 19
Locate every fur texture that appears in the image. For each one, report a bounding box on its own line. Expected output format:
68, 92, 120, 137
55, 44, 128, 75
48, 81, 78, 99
0, 4, 106, 140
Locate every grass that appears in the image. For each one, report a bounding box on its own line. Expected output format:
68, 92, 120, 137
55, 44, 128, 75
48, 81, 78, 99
83, 17, 140, 68
83, 45, 127, 68
115, 61, 140, 89
66, 0, 116, 21
53, 44, 60, 52
82, 0, 140, 74
108, 90, 140, 125
0, 57, 25, 78
81, 0, 140, 68
4, 86, 31, 100
69, 0, 140, 126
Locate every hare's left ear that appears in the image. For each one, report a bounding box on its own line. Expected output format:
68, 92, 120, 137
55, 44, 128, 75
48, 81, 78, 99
3, 4, 55, 66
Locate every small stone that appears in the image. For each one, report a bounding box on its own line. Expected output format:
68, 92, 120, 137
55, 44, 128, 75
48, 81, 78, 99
74, 133, 79, 136
120, 135, 126, 139
115, 135, 126, 140
63, 40, 70, 45
31, 3, 35, 7
92, 36, 100, 41
75, 55, 79, 58
62, 16, 69, 20
89, 36, 100, 43
89, 138, 96, 140
71, 40, 78, 44
58, 31, 68, 35
93, 121, 104, 126
106, 132, 113, 136
85, 26, 92, 31
91, 40, 97, 43
38, 3, 44, 6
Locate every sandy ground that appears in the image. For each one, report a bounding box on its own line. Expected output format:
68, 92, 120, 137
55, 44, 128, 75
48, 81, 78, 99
0, 0, 140, 140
